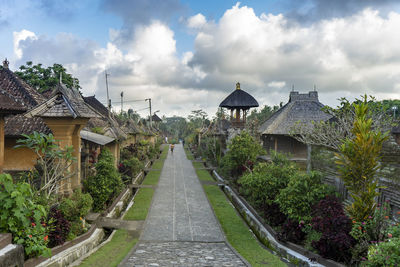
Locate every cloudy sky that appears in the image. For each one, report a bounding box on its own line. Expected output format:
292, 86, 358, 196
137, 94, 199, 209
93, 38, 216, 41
1, 0, 400, 118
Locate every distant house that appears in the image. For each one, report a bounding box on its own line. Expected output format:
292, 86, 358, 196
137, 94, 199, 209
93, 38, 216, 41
259, 91, 332, 160
219, 82, 259, 129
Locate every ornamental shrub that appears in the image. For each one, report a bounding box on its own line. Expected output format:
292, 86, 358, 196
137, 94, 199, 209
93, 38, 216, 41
239, 151, 297, 225
47, 205, 70, 247
364, 237, 400, 266
278, 219, 306, 243
59, 189, 93, 222
220, 131, 264, 180
83, 149, 123, 212
119, 156, 143, 183
275, 171, 334, 223
0, 174, 51, 258
311, 196, 354, 263
336, 98, 388, 222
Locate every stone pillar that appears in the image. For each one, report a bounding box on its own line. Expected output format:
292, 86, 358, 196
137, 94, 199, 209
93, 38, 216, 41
0, 116, 4, 173
43, 118, 88, 194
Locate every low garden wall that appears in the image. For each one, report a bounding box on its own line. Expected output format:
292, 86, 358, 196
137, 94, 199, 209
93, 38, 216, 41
212, 170, 345, 267
0, 233, 24, 267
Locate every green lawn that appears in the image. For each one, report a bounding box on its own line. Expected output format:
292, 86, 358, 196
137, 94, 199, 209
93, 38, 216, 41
142, 170, 161, 185
123, 188, 154, 221
184, 148, 194, 160
151, 159, 164, 169
79, 229, 138, 267
195, 169, 214, 182
192, 161, 204, 169
200, 170, 286, 267
160, 146, 169, 160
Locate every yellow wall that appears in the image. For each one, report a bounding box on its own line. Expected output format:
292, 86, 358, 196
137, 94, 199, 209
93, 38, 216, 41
3, 137, 37, 171
105, 142, 120, 168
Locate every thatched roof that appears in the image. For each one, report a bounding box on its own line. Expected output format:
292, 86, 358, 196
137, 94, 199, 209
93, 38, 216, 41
259, 91, 332, 135
219, 82, 259, 109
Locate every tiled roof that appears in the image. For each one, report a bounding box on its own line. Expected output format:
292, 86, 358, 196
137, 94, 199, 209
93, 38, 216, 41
25, 84, 100, 119
84, 96, 109, 117
0, 67, 45, 109
4, 115, 51, 137
0, 89, 26, 113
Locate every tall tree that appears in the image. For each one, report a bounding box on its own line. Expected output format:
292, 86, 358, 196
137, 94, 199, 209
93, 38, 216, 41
15, 61, 80, 92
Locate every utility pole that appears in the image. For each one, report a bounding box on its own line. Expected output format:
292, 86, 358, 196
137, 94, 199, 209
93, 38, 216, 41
120, 91, 124, 114
146, 98, 152, 128
105, 71, 110, 111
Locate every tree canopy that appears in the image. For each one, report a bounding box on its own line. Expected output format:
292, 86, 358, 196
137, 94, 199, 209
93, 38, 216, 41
15, 61, 80, 92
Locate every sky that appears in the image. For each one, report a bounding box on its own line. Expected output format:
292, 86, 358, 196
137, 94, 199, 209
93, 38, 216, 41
1, 0, 400, 118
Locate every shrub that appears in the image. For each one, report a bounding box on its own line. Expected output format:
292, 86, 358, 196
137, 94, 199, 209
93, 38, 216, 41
59, 189, 93, 222
278, 219, 306, 243
47, 205, 70, 247
119, 157, 143, 183
311, 196, 354, 262
84, 149, 123, 212
350, 202, 392, 263
0, 174, 51, 258
239, 152, 297, 209
220, 131, 264, 180
275, 171, 334, 223
336, 98, 388, 222
364, 237, 400, 266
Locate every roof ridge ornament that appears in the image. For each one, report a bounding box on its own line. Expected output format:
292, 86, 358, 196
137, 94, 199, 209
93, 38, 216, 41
2, 58, 9, 69
236, 82, 240, 90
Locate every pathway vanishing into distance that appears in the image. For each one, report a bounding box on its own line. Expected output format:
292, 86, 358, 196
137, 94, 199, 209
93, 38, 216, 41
120, 144, 247, 266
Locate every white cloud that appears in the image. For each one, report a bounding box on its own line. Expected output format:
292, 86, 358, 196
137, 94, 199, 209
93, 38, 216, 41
187, 13, 207, 29
13, 29, 37, 59
11, 4, 400, 117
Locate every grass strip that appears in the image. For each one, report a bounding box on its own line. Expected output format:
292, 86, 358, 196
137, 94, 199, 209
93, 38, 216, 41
200, 169, 285, 267
123, 187, 154, 221
151, 159, 164, 170
192, 161, 204, 169
195, 169, 214, 182
78, 229, 138, 267
142, 170, 161, 185
184, 147, 194, 160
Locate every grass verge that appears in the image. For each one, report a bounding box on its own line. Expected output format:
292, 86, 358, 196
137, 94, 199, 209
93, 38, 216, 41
151, 159, 164, 169
192, 161, 204, 169
200, 170, 286, 267
123, 187, 154, 221
79, 230, 138, 267
142, 170, 161, 185
196, 169, 214, 182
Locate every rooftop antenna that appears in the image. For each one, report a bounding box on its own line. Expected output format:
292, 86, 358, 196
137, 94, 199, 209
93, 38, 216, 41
105, 70, 110, 111
59, 72, 62, 84
120, 91, 124, 114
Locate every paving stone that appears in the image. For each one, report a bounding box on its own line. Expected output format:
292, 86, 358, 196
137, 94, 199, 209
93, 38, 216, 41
120, 145, 246, 267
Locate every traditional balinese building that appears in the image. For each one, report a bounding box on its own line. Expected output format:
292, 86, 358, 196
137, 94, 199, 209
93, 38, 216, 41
0, 59, 51, 172
219, 82, 259, 129
259, 91, 332, 162
24, 83, 99, 193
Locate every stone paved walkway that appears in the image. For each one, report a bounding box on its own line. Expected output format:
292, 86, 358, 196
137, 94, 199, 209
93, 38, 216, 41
120, 144, 247, 266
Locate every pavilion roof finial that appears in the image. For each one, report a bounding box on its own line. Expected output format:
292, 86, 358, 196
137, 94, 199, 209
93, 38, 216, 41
2, 58, 9, 69
236, 82, 240, 90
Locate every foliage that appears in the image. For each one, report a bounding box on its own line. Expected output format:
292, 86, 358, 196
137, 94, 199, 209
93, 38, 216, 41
0, 174, 51, 258
59, 189, 93, 222
278, 219, 306, 243
16, 132, 76, 198
121, 142, 149, 162
336, 98, 389, 222
350, 202, 392, 263
68, 219, 89, 241
119, 157, 143, 183
221, 131, 264, 180
47, 205, 70, 247
311, 196, 354, 262
275, 171, 334, 222
364, 237, 400, 267
238, 152, 297, 212
198, 135, 223, 166
15, 61, 80, 92
123, 188, 154, 221
84, 149, 123, 212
